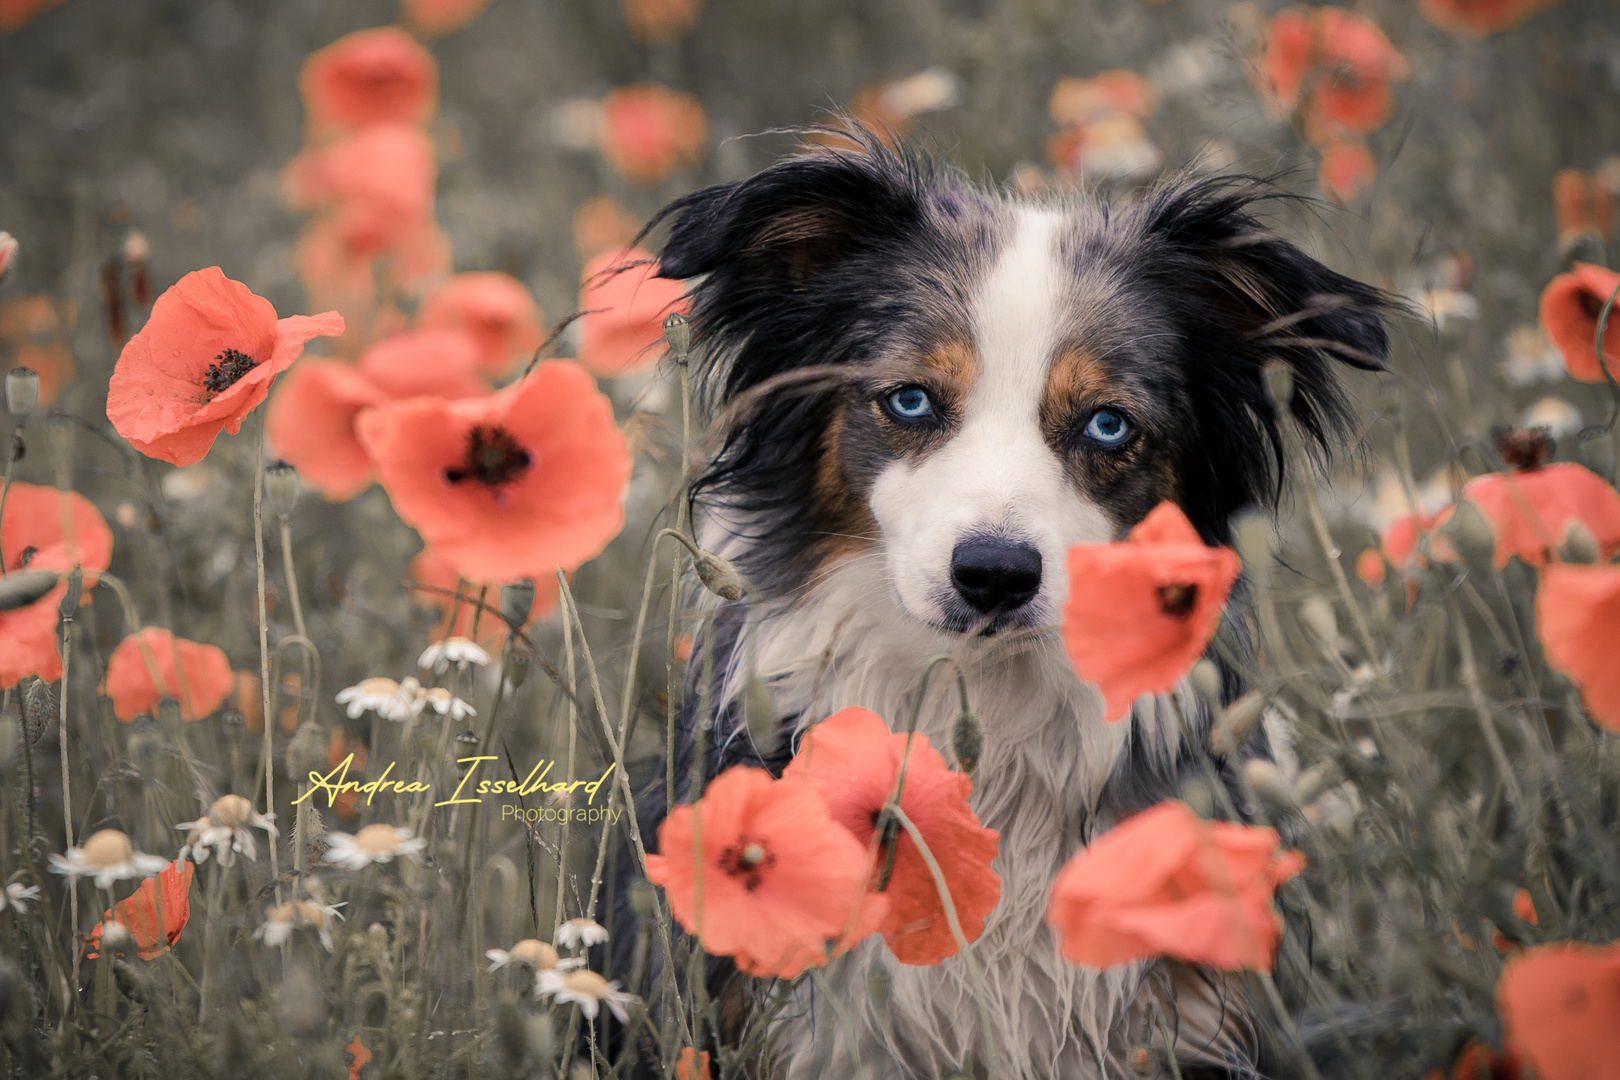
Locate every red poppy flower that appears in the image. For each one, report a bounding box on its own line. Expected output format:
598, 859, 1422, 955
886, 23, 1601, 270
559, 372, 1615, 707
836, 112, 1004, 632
1497, 939, 1620, 1080
283, 124, 438, 256
578, 248, 689, 377
295, 215, 451, 331
1062, 502, 1241, 722
1553, 170, 1614, 251
1048, 71, 1157, 127
1418, 0, 1556, 36
1354, 547, 1386, 589
1306, 80, 1394, 140
87, 859, 194, 960
1316, 141, 1377, 205
1537, 563, 1620, 732
620, 0, 703, 43
357, 362, 631, 583
645, 766, 883, 978
299, 27, 438, 134
104, 627, 234, 722
402, 0, 494, 36
597, 85, 707, 187
1453, 463, 1620, 569
573, 195, 643, 260
417, 273, 543, 375
1047, 800, 1305, 972
106, 268, 343, 466
0, 0, 64, 32
408, 546, 558, 646
1, 295, 78, 405
1539, 263, 1620, 384
783, 707, 1001, 966
0, 482, 113, 689
1423, 1039, 1525, 1080
1257, 10, 1315, 112
267, 330, 488, 500
673, 1047, 711, 1080
345, 1035, 373, 1080
1314, 8, 1409, 84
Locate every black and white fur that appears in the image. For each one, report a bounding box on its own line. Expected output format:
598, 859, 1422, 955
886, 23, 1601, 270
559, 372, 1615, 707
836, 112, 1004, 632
621, 132, 1389, 1079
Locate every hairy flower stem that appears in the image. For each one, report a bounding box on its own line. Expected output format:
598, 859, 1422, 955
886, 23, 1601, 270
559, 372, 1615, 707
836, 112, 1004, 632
252, 414, 282, 901
888, 805, 999, 1080
1257, 972, 1323, 1080
278, 517, 306, 639
1448, 597, 1525, 806
1590, 280, 1620, 476
555, 602, 578, 930
1150, 997, 1184, 1080
58, 613, 77, 933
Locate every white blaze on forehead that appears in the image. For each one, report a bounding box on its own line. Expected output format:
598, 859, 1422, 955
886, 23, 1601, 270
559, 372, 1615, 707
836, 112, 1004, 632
869, 207, 1112, 628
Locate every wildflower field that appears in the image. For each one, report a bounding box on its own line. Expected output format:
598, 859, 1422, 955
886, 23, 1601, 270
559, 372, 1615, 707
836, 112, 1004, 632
2, 0, 1620, 1077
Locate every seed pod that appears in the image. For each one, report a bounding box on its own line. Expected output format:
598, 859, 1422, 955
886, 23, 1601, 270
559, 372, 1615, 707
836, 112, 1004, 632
57, 566, 82, 619
742, 674, 778, 755
1209, 691, 1264, 756
1262, 360, 1294, 410
5, 366, 38, 421
264, 460, 301, 519
506, 644, 534, 688
691, 548, 746, 601
950, 706, 983, 775
500, 579, 535, 628
663, 311, 690, 358
1559, 519, 1599, 565
0, 569, 57, 612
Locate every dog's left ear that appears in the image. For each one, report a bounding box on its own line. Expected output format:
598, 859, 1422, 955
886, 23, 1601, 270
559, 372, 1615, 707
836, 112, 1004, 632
1141, 181, 1395, 533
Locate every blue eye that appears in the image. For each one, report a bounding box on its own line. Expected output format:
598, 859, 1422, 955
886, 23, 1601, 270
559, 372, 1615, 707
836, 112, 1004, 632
1083, 409, 1131, 446
885, 386, 934, 420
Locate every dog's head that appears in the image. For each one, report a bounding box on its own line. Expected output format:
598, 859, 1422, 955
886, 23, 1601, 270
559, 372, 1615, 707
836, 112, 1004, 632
654, 134, 1390, 635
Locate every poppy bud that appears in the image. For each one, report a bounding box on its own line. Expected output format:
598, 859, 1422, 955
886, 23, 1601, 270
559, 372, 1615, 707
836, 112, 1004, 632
1440, 499, 1494, 566
22, 678, 54, 744
867, 962, 891, 1008
0, 569, 57, 612
500, 579, 535, 628
740, 673, 778, 754
1209, 690, 1264, 756
1299, 596, 1338, 644
6, 366, 38, 422
1230, 509, 1272, 575
1262, 360, 1294, 410
0, 232, 17, 283
691, 548, 746, 601
1559, 519, 1600, 564
1577, 425, 1614, 482
506, 644, 534, 688
1177, 778, 1215, 819
628, 877, 658, 920
123, 231, 151, 309
285, 723, 326, 777
57, 566, 82, 619
1244, 759, 1297, 811
264, 460, 301, 519
950, 706, 983, 775
1190, 659, 1223, 706
663, 311, 690, 359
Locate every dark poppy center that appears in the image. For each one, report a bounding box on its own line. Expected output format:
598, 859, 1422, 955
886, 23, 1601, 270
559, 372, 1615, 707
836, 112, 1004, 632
718, 837, 776, 892
444, 425, 533, 488
1155, 583, 1198, 618
1494, 426, 1553, 472
201, 348, 259, 394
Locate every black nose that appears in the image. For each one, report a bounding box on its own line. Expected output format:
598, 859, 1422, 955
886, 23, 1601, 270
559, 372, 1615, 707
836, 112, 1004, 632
949, 538, 1042, 615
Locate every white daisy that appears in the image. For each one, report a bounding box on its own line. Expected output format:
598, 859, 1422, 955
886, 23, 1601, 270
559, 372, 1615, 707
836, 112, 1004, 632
485, 938, 587, 973
254, 899, 345, 951
176, 794, 278, 866
0, 882, 40, 912
555, 917, 609, 949
421, 687, 476, 722
323, 824, 428, 870
418, 637, 491, 673
335, 677, 423, 722
536, 969, 639, 1022
48, 830, 167, 889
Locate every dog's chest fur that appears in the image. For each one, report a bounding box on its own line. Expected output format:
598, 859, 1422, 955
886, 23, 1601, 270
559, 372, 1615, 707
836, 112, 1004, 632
718, 559, 1246, 1079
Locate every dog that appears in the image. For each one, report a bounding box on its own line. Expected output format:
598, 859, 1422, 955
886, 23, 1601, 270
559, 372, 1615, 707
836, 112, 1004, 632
618, 130, 1390, 1079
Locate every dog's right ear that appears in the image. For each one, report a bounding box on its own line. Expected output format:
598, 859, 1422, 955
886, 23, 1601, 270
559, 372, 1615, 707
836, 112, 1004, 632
649, 132, 931, 396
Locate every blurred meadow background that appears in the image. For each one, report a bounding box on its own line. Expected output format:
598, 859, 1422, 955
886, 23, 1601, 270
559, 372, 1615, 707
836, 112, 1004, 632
3, 0, 1620, 1077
